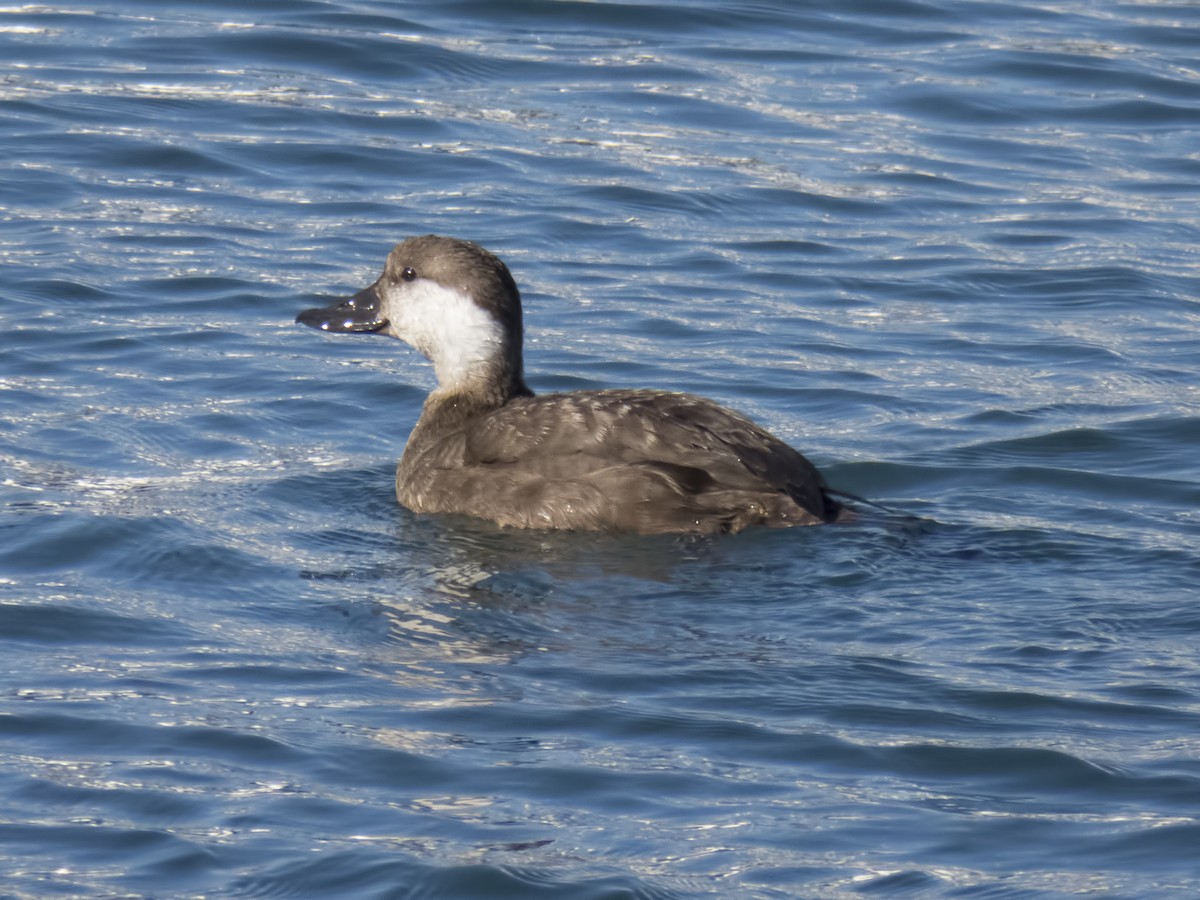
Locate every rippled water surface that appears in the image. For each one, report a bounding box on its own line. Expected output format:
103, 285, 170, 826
3, 1, 1200, 896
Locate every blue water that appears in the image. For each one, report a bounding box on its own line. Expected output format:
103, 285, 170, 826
3, 1, 1200, 896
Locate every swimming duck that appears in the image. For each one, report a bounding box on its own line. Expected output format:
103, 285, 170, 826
297, 235, 846, 534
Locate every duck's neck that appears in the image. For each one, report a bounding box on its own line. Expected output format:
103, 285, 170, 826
418, 357, 533, 435
434, 371, 531, 414
431, 340, 528, 401
402, 280, 531, 415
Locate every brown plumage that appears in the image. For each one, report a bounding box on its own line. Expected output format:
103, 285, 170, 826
297, 235, 844, 535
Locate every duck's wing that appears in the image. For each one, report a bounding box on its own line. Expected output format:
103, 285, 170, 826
463, 389, 831, 515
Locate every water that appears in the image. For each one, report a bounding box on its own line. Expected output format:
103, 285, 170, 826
3, 0, 1200, 896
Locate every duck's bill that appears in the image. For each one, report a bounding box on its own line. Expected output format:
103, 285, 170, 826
296, 285, 388, 333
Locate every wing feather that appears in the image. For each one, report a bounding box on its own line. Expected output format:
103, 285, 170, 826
460, 389, 829, 512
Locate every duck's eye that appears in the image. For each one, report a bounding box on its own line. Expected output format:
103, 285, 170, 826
401, 266, 417, 282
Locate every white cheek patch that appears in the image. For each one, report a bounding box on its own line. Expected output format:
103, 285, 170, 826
381, 280, 504, 389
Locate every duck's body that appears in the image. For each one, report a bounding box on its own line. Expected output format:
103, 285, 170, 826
397, 387, 838, 534
297, 235, 844, 535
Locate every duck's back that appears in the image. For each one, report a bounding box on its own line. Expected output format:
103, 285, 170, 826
397, 389, 839, 534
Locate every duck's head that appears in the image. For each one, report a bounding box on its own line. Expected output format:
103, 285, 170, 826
297, 235, 527, 398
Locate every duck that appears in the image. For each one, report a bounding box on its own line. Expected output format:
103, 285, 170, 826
296, 235, 849, 534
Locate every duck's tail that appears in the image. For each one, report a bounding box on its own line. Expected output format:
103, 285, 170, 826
824, 487, 916, 521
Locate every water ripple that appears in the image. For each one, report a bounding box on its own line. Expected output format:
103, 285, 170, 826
2, 0, 1200, 896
